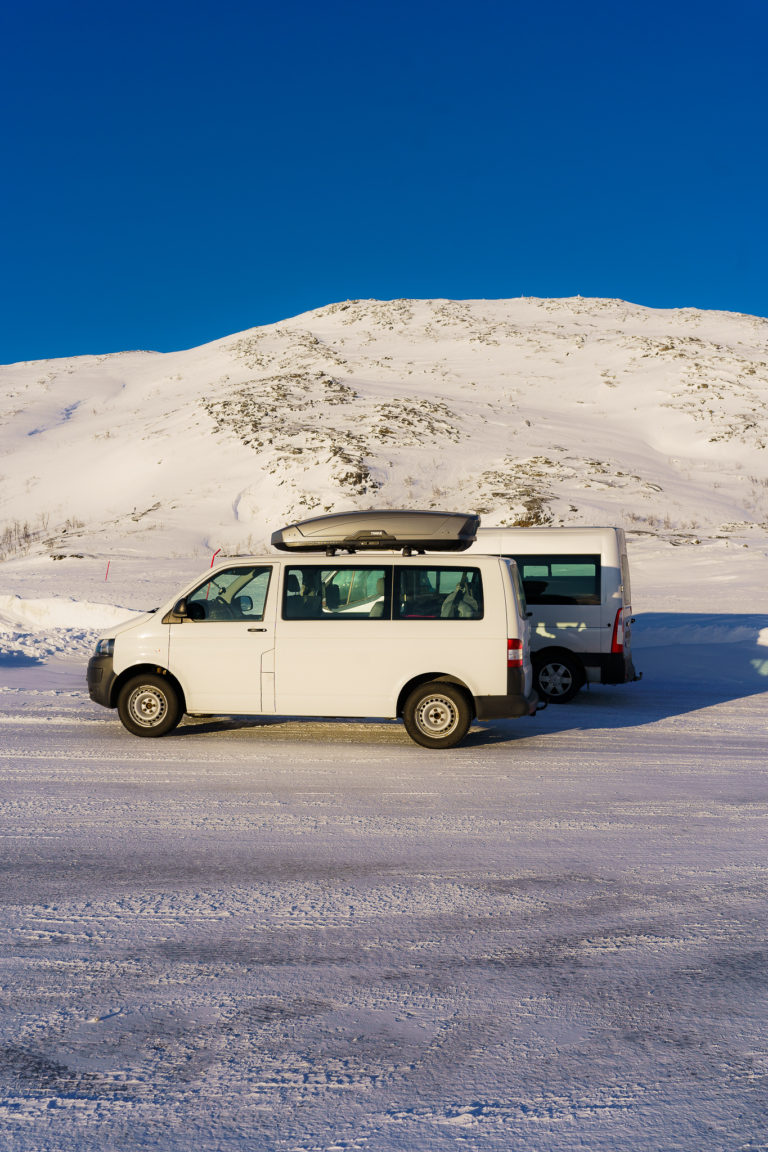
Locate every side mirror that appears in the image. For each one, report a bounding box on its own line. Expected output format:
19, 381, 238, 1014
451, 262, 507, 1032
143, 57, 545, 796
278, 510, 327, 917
162, 597, 192, 625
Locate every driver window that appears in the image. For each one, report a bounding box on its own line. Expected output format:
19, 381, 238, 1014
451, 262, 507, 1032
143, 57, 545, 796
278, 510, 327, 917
186, 566, 272, 621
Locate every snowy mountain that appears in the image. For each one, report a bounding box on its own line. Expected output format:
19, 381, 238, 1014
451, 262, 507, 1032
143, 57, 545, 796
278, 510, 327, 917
2, 295, 768, 565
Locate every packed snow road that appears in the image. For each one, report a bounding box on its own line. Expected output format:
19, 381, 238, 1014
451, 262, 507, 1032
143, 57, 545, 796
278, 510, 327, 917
0, 625, 767, 1151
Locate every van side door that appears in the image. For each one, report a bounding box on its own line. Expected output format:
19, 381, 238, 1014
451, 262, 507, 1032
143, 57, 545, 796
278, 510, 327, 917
276, 563, 394, 716
168, 565, 277, 714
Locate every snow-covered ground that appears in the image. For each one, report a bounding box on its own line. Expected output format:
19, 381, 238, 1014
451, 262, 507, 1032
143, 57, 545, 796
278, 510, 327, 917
1, 536, 767, 1151
1, 298, 768, 1149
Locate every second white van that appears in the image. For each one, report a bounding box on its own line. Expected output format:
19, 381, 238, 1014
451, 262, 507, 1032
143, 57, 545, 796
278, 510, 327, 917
466, 526, 639, 703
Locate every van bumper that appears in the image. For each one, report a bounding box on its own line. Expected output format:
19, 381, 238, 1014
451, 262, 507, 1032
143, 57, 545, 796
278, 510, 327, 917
475, 669, 539, 720
600, 653, 638, 685
571, 652, 639, 685
475, 690, 539, 719
87, 654, 116, 708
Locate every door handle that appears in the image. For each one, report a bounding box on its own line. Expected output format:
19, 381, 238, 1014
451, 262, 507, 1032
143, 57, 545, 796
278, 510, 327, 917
248, 627, 268, 633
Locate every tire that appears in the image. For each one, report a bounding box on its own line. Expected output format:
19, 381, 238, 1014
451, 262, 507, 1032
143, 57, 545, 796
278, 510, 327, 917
402, 682, 472, 749
534, 654, 583, 704
117, 673, 182, 737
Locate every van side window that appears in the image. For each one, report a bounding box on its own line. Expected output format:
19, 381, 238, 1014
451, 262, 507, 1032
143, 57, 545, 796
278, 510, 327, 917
283, 566, 391, 620
394, 567, 484, 619
509, 554, 600, 606
186, 566, 272, 621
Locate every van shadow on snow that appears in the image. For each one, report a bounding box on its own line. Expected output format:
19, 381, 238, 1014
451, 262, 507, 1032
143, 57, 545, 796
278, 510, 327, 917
174, 613, 768, 744
499, 611, 768, 738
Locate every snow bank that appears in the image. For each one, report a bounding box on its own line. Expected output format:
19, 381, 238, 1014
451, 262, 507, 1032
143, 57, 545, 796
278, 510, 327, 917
0, 594, 140, 633
0, 595, 142, 664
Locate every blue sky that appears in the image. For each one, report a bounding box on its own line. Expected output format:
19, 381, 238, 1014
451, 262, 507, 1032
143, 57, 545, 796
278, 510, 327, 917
2, 0, 767, 363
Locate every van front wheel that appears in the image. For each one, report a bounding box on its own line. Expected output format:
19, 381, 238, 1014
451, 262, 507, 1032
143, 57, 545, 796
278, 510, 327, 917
534, 655, 582, 703
117, 674, 182, 737
403, 682, 472, 749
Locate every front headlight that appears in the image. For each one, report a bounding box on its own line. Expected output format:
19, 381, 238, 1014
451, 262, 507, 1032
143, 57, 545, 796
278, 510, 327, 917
95, 638, 114, 657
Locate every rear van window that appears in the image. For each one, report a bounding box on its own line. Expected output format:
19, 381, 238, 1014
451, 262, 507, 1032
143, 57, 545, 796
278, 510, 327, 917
395, 566, 484, 619
509, 554, 600, 606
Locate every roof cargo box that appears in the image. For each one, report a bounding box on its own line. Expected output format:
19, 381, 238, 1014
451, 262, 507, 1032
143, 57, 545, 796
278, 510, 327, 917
271, 510, 480, 553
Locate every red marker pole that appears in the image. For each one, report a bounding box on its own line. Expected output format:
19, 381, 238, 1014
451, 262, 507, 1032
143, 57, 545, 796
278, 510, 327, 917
206, 549, 221, 598
105, 560, 110, 581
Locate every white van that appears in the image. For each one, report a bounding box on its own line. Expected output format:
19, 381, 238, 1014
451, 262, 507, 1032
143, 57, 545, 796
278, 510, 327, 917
88, 549, 538, 748
465, 526, 638, 703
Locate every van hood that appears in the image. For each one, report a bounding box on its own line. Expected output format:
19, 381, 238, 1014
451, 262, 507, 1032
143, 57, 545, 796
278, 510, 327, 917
98, 609, 157, 640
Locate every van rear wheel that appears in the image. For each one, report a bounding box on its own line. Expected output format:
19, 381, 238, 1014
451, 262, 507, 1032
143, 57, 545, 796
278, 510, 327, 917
403, 682, 472, 749
117, 673, 182, 737
534, 655, 582, 703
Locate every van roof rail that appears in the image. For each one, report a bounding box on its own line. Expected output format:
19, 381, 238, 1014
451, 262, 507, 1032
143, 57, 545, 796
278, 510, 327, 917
271, 510, 480, 555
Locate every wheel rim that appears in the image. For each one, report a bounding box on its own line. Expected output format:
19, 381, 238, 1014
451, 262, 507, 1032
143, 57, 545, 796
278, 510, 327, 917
538, 662, 573, 697
127, 684, 168, 728
414, 693, 459, 738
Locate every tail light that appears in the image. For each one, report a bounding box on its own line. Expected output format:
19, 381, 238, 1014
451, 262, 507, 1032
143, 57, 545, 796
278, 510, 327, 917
611, 608, 624, 653
508, 638, 523, 668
